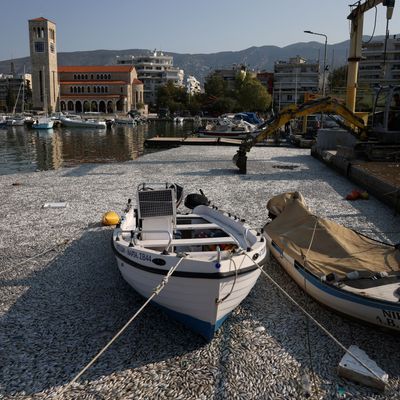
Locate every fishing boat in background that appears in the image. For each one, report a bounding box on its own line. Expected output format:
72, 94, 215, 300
114, 115, 137, 125
112, 183, 267, 340
60, 115, 106, 128
32, 116, 54, 129
196, 118, 258, 139
264, 192, 400, 332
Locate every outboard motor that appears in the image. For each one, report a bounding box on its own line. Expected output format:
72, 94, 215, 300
184, 189, 210, 210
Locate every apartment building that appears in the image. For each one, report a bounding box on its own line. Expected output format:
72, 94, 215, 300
273, 56, 320, 109
359, 35, 400, 87
117, 51, 184, 105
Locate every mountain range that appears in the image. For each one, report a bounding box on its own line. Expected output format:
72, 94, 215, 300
0, 36, 389, 83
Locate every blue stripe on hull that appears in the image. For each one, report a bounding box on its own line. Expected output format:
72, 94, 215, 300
294, 261, 400, 312
155, 302, 230, 341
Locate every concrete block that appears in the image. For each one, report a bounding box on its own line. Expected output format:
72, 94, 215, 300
338, 345, 388, 391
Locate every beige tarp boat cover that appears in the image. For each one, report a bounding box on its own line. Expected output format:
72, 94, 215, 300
265, 192, 400, 278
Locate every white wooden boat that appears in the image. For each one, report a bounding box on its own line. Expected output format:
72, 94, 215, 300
32, 117, 54, 129
112, 183, 267, 340
114, 116, 136, 125
264, 192, 400, 332
60, 116, 106, 128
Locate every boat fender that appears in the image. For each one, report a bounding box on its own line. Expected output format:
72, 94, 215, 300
184, 192, 210, 210
323, 272, 339, 283
102, 211, 120, 226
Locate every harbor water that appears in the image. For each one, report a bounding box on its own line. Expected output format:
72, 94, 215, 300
0, 121, 193, 175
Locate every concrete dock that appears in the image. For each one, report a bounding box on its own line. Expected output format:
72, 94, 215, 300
1, 146, 399, 399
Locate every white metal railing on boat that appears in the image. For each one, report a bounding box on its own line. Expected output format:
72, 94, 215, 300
117, 229, 173, 251
116, 229, 239, 252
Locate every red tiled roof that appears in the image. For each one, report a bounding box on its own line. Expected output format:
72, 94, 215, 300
60, 81, 128, 85
58, 65, 134, 73
29, 17, 56, 24
132, 78, 143, 85
60, 94, 123, 99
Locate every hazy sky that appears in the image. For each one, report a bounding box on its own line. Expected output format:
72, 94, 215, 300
1, 0, 400, 61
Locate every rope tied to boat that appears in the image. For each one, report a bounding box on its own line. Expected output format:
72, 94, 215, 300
58, 254, 186, 397
216, 250, 239, 304
243, 253, 388, 391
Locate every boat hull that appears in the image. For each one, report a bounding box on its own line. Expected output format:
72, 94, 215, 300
265, 235, 400, 332
60, 118, 106, 128
113, 237, 265, 340
32, 120, 54, 129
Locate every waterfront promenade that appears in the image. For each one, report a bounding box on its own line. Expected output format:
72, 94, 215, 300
1, 146, 399, 399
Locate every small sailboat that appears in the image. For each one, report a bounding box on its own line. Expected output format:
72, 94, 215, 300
112, 183, 267, 340
264, 192, 400, 332
32, 67, 54, 130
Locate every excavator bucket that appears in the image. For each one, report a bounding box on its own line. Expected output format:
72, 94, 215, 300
233, 149, 247, 174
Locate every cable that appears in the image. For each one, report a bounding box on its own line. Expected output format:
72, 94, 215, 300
363, 6, 378, 44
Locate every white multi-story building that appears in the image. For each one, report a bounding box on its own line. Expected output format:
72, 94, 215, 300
359, 35, 400, 87
273, 56, 320, 109
186, 75, 201, 95
117, 51, 184, 105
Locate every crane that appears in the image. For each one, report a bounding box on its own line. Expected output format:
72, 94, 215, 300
232, 0, 397, 173
346, 0, 395, 113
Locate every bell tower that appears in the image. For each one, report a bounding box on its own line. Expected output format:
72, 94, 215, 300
28, 17, 59, 112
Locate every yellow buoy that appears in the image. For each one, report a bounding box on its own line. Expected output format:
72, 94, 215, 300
102, 211, 120, 226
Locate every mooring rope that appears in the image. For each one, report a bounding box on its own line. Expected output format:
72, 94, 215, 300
243, 253, 387, 387
0, 226, 86, 277
59, 255, 186, 396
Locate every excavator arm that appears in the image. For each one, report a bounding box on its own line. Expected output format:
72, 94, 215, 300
233, 97, 367, 173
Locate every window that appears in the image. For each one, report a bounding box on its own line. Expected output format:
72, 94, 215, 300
34, 41, 45, 53
70, 87, 73, 93
87, 87, 90, 93
121, 87, 123, 93
50, 42, 55, 53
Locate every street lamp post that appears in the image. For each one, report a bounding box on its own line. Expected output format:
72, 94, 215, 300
304, 30, 328, 97
304, 30, 328, 129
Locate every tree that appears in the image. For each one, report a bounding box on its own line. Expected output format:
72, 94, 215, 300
204, 73, 226, 98
328, 65, 347, 93
236, 75, 271, 111
157, 81, 187, 113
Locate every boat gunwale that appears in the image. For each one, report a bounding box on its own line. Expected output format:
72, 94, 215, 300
112, 236, 265, 279
268, 238, 400, 310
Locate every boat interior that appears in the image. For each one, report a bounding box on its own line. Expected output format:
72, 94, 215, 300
117, 184, 257, 255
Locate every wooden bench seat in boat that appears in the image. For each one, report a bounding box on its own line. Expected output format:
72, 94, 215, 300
137, 236, 237, 248
175, 223, 220, 230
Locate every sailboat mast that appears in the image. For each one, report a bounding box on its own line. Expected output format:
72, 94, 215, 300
22, 66, 25, 113
42, 66, 47, 115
